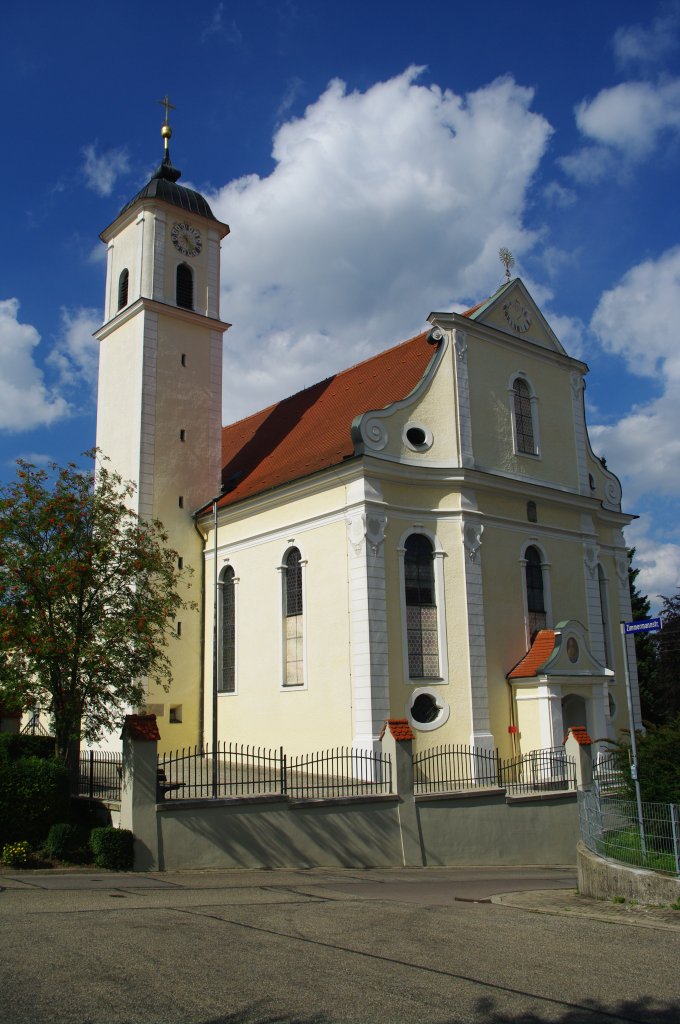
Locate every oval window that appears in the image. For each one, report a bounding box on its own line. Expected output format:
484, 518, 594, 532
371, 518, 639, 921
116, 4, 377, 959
406, 426, 427, 447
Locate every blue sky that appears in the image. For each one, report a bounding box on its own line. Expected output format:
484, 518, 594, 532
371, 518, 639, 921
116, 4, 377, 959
2, 0, 680, 610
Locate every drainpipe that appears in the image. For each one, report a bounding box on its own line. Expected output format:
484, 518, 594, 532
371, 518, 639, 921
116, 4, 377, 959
193, 515, 208, 749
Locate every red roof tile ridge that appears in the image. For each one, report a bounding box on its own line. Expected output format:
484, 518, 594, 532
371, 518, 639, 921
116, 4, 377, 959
507, 629, 556, 679
221, 329, 431, 435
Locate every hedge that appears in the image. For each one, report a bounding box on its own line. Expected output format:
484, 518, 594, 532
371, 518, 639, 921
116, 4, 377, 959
0, 734, 55, 762
89, 827, 134, 871
0, 756, 70, 847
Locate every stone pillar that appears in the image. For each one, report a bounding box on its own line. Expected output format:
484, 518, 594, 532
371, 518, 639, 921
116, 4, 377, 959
120, 714, 160, 871
564, 725, 593, 790
380, 718, 423, 867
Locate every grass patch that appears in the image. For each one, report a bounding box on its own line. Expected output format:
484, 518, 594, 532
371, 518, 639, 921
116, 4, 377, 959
598, 828, 679, 874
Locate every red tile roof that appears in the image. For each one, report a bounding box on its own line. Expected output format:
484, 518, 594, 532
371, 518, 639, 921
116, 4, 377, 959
379, 718, 415, 741
564, 726, 592, 746
122, 714, 161, 742
214, 330, 439, 509
507, 630, 556, 679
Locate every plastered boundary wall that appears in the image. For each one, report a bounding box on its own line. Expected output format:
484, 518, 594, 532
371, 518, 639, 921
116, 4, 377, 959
153, 790, 578, 871
121, 716, 579, 870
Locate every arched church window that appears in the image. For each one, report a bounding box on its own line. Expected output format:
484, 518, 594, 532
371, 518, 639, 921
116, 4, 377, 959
218, 565, 236, 694
283, 547, 304, 687
404, 534, 439, 678
525, 545, 547, 637
512, 377, 537, 455
117, 268, 129, 311
176, 263, 193, 310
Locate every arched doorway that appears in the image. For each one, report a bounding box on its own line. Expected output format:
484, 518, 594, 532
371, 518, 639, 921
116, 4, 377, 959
562, 693, 587, 734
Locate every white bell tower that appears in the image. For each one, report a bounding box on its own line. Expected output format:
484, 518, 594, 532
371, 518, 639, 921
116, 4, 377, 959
95, 100, 230, 748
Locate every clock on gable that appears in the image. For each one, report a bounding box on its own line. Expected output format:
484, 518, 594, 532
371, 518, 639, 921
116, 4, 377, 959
503, 297, 531, 334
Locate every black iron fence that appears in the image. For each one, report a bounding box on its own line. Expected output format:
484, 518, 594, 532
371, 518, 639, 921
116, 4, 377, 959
78, 749, 122, 801
413, 744, 576, 795
592, 750, 627, 795
157, 743, 392, 801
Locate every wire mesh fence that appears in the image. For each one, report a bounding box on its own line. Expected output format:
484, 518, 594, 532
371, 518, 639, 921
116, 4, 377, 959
77, 749, 122, 801
413, 744, 576, 795
578, 787, 680, 876
157, 743, 392, 800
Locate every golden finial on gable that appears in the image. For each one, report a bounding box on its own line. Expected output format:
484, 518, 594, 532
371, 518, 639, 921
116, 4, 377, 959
499, 247, 515, 282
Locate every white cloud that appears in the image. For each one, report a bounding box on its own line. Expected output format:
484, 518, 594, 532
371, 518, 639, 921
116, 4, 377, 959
82, 143, 130, 197
625, 522, 680, 611
589, 246, 680, 501
47, 307, 100, 392
575, 79, 680, 160
558, 144, 616, 184
542, 181, 576, 207
613, 9, 680, 68
0, 300, 69, 431
209, 68, 552, 421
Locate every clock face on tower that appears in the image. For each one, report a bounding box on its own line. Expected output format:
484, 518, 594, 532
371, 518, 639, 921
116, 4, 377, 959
171, 221, 202, 257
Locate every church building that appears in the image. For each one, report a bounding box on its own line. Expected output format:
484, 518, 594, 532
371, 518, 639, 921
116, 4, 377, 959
95, 118, 640, 763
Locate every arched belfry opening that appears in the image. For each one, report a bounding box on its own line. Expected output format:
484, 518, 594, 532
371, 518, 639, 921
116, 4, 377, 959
176, 263, 193, 310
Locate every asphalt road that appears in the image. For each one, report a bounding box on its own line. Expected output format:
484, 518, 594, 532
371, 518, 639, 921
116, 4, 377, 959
1, 865, 679, 1024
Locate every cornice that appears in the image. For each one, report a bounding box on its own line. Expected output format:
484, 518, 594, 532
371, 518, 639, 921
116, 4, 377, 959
430, 311, 589, 376
95, 296, 231, 340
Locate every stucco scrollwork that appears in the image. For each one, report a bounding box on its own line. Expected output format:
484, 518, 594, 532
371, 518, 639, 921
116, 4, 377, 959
584, 543, 599, 579
347, 511, 387, 556
462, 521, 483, 561
603, 477, 622, 509
615, 552, 628, 586
361, 415, 389, 451
570, 372, 583, 398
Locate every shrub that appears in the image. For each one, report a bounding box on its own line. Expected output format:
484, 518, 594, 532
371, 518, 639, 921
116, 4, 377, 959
0, 734, 55, 763
89, 827, 134, 871
2, 840, 31, 868
611, 716, 680, 805
44, 822, 90, 862
0, 756, 70, 847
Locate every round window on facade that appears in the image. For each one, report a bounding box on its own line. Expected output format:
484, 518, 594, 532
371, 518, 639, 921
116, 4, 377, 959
407, 687, 450, 731
403, 422, 433, 452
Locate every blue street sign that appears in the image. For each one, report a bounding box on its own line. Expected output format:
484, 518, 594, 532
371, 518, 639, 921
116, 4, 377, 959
624, 617, 661, 634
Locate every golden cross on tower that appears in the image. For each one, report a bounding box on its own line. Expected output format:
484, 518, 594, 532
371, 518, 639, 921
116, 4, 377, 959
158, 95, 176, 153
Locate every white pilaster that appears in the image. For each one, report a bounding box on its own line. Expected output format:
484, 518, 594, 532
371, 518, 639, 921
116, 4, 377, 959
346, 507, 390, 753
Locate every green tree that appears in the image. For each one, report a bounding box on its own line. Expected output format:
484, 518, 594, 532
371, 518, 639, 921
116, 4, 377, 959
0, 453, 190, 774
655, 590, 680, 723
627, 549, 660, 724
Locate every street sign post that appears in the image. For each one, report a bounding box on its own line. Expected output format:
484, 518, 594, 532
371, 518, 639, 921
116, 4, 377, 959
624, 618, 661, 634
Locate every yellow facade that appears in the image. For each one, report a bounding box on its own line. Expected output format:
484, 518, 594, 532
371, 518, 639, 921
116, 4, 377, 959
96, 161, 638, 763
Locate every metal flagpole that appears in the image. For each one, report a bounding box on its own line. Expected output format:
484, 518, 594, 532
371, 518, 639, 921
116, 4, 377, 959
620, 622, 647, 863
212, 500, 218, 797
